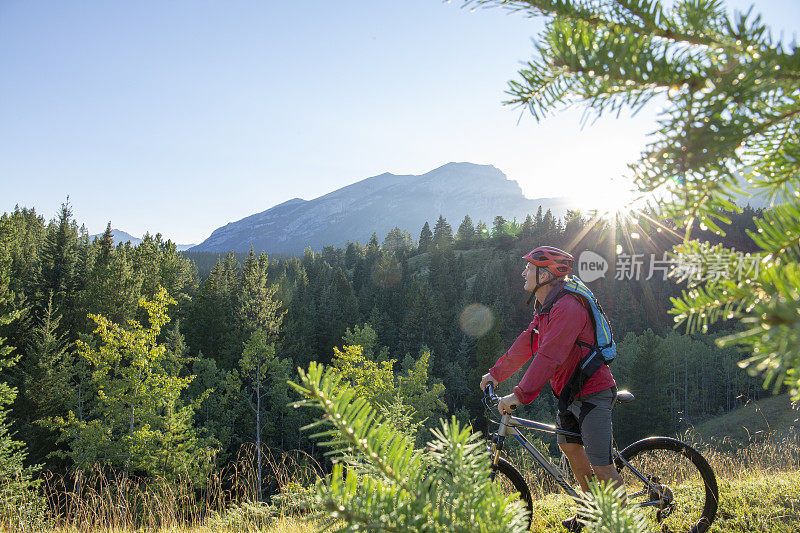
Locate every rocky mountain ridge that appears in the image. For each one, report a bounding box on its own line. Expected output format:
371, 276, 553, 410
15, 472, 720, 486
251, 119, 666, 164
191, 162, 570, 254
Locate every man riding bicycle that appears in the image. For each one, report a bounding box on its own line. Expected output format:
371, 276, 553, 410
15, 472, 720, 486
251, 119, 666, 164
479, 246, 625, 531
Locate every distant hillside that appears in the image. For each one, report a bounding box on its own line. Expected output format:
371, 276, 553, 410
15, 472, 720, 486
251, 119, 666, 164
692, 394, 799, 444
191, 162, 571, 254
90, 229, 195, 251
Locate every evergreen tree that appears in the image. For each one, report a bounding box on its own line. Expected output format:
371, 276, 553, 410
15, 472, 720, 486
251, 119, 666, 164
541, 209, 556, 238
432, 215, 454, 249
368, 233, 380, 250
132, 233, 197, 302
475, 220, 489, 243
237, 249, 282, 340
82, 222, 141, 326
455, 215, 476, 249
382, 227, 413, 255
563, 210, 585, 247
290, 363, 528, 532
0, 207, 46, 306
399, 281, 445, 359
187, 254, 240, 369
418, 222, 433, 253
0, 257, 30, 486
520, 214, 535, 240
38, 200, 79, 318
614, 330, 671, 442
319, 267, 359, 358
22, 296, 75, 465
344, 241, 363, 270
491, 216, 506, 238
533, 206, 544, 235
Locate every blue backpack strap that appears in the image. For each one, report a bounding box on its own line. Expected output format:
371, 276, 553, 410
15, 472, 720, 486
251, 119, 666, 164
556, 276, 616, 411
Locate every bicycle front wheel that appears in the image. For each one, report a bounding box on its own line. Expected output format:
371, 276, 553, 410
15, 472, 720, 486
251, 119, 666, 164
616, 437, 718, 533
490, 458, 533, 530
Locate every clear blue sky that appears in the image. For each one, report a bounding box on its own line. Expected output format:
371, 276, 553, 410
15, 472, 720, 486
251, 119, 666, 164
2, 0, 798, 244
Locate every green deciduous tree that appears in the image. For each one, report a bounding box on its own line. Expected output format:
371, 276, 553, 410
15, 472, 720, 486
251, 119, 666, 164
332, 344, 396, 408
341, 323, 389, 361
396, 348, 447, 429
237, 328, 292, 499
50, 287, 213, 481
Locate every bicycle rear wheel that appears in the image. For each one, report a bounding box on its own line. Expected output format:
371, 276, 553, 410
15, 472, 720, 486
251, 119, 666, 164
490, 458, 533, 530
616, 437, 718, 533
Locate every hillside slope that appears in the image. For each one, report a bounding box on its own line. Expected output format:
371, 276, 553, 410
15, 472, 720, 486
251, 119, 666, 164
692, 394, 798, 444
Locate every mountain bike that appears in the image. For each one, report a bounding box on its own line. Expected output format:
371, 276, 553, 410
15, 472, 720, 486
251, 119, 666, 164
483, 383, 718, 532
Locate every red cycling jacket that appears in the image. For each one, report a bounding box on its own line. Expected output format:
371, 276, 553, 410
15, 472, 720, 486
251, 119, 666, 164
489, 288, 616, 405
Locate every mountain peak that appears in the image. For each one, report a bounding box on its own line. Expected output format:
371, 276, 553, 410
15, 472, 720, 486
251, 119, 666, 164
192, 163, 569, 254
433, 161, 500, 172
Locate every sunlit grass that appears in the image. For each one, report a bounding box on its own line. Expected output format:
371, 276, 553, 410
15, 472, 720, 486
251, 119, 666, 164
2, 432, 798, 531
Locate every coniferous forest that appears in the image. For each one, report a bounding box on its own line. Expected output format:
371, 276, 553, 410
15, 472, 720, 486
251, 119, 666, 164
4, 0, 799, 530
0, 200, 771, 497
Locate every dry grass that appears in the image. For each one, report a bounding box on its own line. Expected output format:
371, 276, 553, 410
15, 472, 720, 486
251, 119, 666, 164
3, 426, 799, 532
0, 445, 320, 532
500, 427, 800, 531
502, 426, 800, 501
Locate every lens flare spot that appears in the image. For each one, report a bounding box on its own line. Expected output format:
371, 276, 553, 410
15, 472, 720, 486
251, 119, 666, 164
459, 304, 494, 338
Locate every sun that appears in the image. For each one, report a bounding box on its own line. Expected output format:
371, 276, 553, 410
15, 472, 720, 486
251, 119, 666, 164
567, 177, 642, 221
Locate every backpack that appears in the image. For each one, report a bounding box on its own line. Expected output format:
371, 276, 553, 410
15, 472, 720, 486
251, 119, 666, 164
538, 276, 616, 411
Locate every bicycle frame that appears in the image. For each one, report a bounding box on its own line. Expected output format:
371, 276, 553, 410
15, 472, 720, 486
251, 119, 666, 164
490, 411, 669, 506
491, 411, 582, 499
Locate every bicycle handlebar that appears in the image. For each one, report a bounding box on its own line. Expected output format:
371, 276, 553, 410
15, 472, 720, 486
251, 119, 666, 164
484, 382, 496, 400
483, 382, 516, 412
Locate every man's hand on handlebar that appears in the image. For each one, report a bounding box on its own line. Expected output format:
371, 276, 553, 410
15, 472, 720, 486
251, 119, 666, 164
480, 373, 519, 415
480, 372, 498, 392
497, 393, 520, 416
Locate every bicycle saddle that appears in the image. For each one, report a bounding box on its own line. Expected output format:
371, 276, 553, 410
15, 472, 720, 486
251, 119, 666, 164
614, 390, 635, 407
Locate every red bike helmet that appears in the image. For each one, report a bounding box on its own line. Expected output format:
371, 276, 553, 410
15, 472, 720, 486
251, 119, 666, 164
523, 246, 574, 277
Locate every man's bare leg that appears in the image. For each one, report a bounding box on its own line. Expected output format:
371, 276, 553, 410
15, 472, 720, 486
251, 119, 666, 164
558, 442, 594, 492
592, 464, 626, 504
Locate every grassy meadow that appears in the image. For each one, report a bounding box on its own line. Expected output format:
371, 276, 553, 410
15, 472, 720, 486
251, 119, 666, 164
2, 396, 798, 532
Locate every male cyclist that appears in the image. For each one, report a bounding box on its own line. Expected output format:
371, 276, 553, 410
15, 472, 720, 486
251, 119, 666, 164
479, 246, 624, 531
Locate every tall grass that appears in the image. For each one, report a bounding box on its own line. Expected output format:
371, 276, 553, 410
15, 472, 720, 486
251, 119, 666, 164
504, 429, 800, 500
0, 445, 320, 532
3, 429, 798, 531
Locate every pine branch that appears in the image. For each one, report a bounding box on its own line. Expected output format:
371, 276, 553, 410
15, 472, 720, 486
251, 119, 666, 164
668, 241, 764, 332
469, 0, 732, 48
289, 363, 529, 531
289, 363, 420, 490
748, 203, 800, 261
